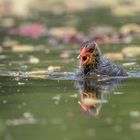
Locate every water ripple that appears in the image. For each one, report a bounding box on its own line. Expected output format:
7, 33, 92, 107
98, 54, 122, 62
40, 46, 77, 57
0, 71, 140, 81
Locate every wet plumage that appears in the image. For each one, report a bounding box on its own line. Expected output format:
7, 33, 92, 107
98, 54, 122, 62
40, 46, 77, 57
77, 40, 128, 77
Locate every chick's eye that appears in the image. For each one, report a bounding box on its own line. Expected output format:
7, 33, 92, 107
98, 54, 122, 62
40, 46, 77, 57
88, 48, 94, 53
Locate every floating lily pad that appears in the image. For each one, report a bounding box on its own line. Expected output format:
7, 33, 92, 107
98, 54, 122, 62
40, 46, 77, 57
122, 46, 140, 57
104, 52, 124, 61
12, 45, 34, 52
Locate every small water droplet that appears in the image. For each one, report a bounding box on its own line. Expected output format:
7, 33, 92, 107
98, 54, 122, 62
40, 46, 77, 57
2, 100, 7, 104
18, 82, 25, 85
131, 122, 140, 130
52, 95, 61, 101
113, 92, 124, 95
69, 94, 78, 98
17, 105, 22, 109
129, 110, 140, 118
22, 102, 27, 106
17, 89, 20, 92
23, 112, 33, 118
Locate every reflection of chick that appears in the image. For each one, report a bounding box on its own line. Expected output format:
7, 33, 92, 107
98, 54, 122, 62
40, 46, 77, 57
76, 79, 121, 117
78, 91, 102, 117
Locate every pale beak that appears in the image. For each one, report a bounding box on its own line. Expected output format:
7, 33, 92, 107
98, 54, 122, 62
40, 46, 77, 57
77, 55, 80, 59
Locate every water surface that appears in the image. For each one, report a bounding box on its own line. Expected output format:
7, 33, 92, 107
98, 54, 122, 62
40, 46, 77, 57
0, 29, 140, 140
0, 69, 140, 140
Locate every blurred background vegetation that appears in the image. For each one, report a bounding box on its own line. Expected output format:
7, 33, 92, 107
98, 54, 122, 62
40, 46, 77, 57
0, 1, 140, 140
1, 0, 140, 17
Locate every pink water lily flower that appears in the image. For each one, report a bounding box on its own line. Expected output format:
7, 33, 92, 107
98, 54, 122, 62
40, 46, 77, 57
18, 23, 46, 39
8, 23, 46, 39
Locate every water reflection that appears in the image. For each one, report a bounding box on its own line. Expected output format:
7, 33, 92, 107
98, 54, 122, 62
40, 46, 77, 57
76, 78, 122, 117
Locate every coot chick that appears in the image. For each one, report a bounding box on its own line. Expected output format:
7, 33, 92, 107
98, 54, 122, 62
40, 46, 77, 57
77, 40, 128, 76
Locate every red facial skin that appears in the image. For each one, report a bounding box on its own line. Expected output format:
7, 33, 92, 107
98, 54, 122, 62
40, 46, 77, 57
78, 47, 94, 67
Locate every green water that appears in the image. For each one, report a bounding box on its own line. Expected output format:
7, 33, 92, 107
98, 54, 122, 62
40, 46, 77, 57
0, 73, 140, 140
0, 8, 140, 140
0, 43, 140, 140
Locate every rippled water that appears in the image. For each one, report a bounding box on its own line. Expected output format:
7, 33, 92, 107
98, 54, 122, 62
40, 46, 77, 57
0, 68, 140, 140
